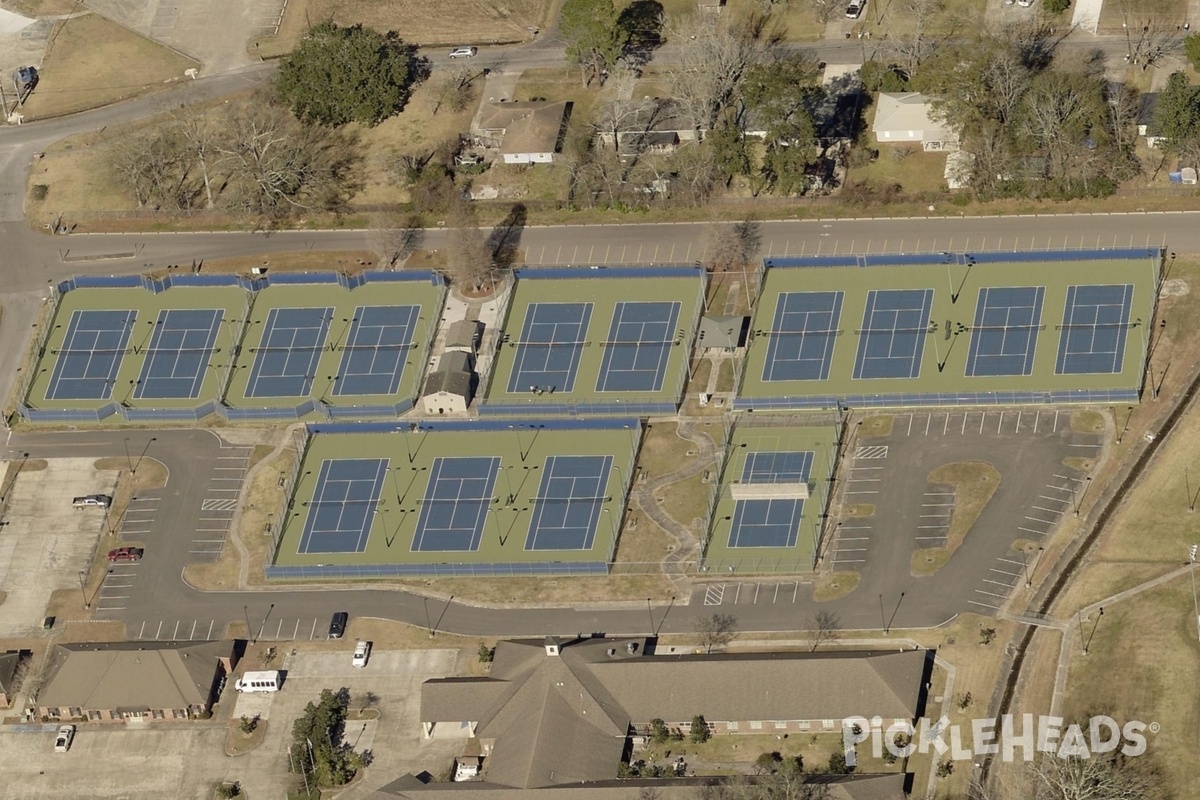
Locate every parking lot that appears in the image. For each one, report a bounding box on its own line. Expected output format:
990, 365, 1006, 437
823, 409, 1101, 615
0, 458, 117, 636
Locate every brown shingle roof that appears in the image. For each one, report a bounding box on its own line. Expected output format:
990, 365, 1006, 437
589, 650, 928, 723
478, 101, 571, 156
39, 640, 232, 711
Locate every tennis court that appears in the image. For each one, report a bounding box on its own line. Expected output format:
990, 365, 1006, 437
524, 455, 614, 550
852, 289, 934, 380
596, 302, 681, 392
1055, 284, 1134, 375
21, 272, 446, 423
412, 457, 500, 552
134, 309, 224, 399
298, 458, 389, 554
482, 267, 705, 416
268, 419, 641, 578
334, 305, 419, 396
738, 249, 1161, 410
244, 307, 332, 398
965, 287, 1045, 378
506, 302, 593, 393
46, 309, 137, 400
761, 292, 844, 382
703, 422, 838, 574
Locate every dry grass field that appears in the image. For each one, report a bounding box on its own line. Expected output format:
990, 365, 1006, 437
19, 13, 197, 120
255, 0, 550, 56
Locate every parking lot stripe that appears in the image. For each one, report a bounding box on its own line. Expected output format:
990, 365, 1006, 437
1031, 505, 1062, 514
154, 620, 163, 640
1018, 526, 1046, 535
916, 536, 946, 541
845, 490, 879, 494
976, 588, 1007, 598
207, 620, 215, 639
1038, 495, 1070, 503
984, 579, 1015, 588
1024, 514, 1055, 523
1069, 443, 1100, 448
836, 547, 868, 553
906, 414, 914, 436
838, 537, 870, 542
991, 568, 1021, 577
969, 599, 1001, 610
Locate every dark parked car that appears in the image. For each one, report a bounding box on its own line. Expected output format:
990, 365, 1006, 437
328, 611, 348, 639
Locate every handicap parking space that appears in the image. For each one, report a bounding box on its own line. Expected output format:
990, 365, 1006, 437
189, 445, 252, 559
697, 581, 804, 607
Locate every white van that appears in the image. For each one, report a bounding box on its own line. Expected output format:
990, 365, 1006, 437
234, 670, 283, 693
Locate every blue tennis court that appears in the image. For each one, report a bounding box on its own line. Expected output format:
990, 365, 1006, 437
412, 457, 500, 552
596, 301, 681, 392
852, 289, 934, 380
524, 455, 613, 551
297, 458, 388, 554
728, 451, 814, 549
333, 305, 418, 396
1055, 284, 1135, 375
965, 287, 1045, 378
245, 307, 333, 398
133, 309, 223, 399
506, 302, 593, 394
762, 292, 844, 382
46, 309, 137, 400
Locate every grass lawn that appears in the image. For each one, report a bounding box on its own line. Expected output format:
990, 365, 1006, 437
20, 13, 198, 120
351, 78, 482, 208
911, 461, 1000, 576
862, 0, 985, 37
1060, 580, 1199, 795
613, 509, 676, 567
4, 0, 82, 14
27, 133, 140, 227
657, 471, 711, 532
253, 0, 549, 57
851, 148, 950, 195
638, 422, 699, 483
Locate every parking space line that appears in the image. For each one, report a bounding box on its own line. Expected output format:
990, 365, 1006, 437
704, 584, 725, 605
984, 579, 1015, 588
1024, 514, 1055, 523
991, 568, 1021, 577
1031, 505, 1062, 514
845, 490, 879, 495
969, 599, 1001, 610
154, 620, 163, 640
839, 525, 873, 530
998, 557, 1024, 566
1038, 495, 1070, 503
1018, 526, 1046, 534
916, 536, 946, 541
753, 584, 760, 603
207, 620, 215, 639
1053, 473, 1083, 483
838, 537, 870, 542
976, 588, 1007, 599
1069, 443, 1101, 448
734, 584, 742, 603
905, 414, 913, 436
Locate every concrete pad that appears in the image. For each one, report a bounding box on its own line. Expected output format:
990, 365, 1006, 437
0, 8, 36, 34
0, 459, 118, 636
0, 725, 228, 800
84, 0, 286, 74
1071, 0, 1103, 34
218, 648, 461, 799
0, 17, 51, 94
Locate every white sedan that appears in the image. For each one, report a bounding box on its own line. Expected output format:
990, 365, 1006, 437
352, 640, 371, 668
54, 725, 75, 752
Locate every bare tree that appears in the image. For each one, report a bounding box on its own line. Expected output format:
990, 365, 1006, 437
1029, 752, 1164, 800
886, 0, 952, 76
1114, 0, 1185, 69
694, 612, 738, 653
810, 610, 841, 651
444, 195, 493, 289
368, 212, 424, 268
108, 127, 190, 210
171, 108, 224, 210
661, 11, 780, 135
703, 218, 761, 274
432, 66, 478, 115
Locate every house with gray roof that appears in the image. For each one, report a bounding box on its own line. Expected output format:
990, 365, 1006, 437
37, 640, 238, 722
418, 636, 932, 791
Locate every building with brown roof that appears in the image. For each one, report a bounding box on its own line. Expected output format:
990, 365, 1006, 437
475, 101, 572, 165
37, 640, 238, 722
418, 636, 932, 791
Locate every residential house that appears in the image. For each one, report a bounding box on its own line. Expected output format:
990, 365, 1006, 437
475, 101, 572, 165
1137, 93, 1162, 148
872, 92, 958, 152
417, 635, 932, 791
37, 640, 239, 722
595, 99, 701, 157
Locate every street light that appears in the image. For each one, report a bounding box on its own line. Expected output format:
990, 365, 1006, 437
1073, 477, 1092, 517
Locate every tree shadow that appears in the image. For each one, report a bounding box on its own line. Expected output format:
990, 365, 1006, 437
618, 0, 665, 71
486, 203, 528, 273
